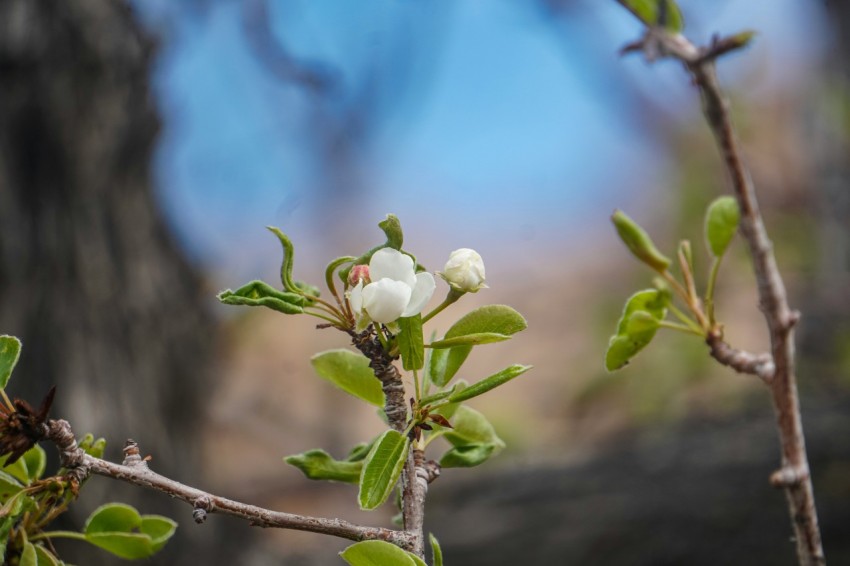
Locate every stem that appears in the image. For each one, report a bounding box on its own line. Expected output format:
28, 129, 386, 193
30, 531, 87, 542
421, 288, 464, 325
0, 389, 13, 412
412, 369, 421, 403
350, 330, 427, 558
43, 419, 415, 551
657, 320, 705, 337
622, 22, 825, 565
667, 303, 705, 336
705, 256, 723, 324
662, 270, 709, 329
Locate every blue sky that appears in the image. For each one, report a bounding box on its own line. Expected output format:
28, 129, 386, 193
131, 0, 826, 279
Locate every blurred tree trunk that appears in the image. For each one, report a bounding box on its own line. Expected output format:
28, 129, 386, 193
0, 0, 253, 563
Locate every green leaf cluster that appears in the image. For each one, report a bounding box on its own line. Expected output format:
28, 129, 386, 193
82, 503, 177, 559
607, 197, 741, 370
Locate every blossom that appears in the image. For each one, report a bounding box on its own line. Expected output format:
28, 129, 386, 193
439, 248, 486, 293
349, 248, 435, 324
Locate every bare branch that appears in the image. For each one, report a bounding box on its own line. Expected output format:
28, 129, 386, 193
705, 329, 774, 383
620, 23, 825, 566
46, 419, 415, 551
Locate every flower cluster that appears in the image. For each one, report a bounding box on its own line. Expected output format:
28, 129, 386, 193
347, 247, 486, 325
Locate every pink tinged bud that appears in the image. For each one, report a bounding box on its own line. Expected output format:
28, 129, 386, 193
349, 264, 370, 287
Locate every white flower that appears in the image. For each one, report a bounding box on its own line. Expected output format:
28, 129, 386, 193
349, 248, 436, 324
440, 248, 486, 293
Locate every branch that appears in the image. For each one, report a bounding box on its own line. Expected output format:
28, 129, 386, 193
45, 419, 415, 551
705, 329, 775, 383
622, 25, 825, 566
350, 330, 428, 558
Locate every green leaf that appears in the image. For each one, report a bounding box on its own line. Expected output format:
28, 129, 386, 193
0, 335, 22, 389
427, 347, 450, 388
605, 289, 669, 372
1, 453, 30, 485
621, 0, 684, 32
0, 516, 13, 561
705, 196, 740, 257
217, 281, 306, 315
615, 289, 668, 335
444, 406, 505, 449
447, 364, 532, 403
34, 545, 60, 566
358, 430, 410, 510
0, 470, 23, 503
346, 438, 377, 462
340, 540, 417, 566
430, 533, 443, 566
339, 215, 407, 282
22, 445, 46, 482
611, 210, 671, 272
311, 349, 385, 407
267, 226, 298, 294
440, 443, 498, 468
398, 315, 425, 371
440, 305, 528, 384
429, 333, 510, 349
443, 305, 528, 340
432, 380, 468, 420
21, 541, 37, 566
285, 449, 362, 484
84, 503, 177, 559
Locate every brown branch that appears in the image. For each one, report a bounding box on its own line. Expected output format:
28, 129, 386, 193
350, 329, 427, 558
45, 419, 414, 551
622, 26, 825, 566
705, 329, 775, 383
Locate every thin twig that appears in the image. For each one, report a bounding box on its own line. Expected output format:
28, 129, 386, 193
44, 419, 414, 550
622, 24, 825, 566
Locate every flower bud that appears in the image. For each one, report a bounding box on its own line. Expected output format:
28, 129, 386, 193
440, 248, 486, 293
348, 264, 370, 287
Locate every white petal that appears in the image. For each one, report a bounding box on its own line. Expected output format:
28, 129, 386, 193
402, 272, 436, 317
348, 280, 364, 315
363, 278, 411, 324
370, 248, 416, 288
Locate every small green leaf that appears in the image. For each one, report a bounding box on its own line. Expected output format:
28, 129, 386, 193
267, 226, 298, 294
1, 453, 30, 485
447, 364, 532, 403
217, 281, 306, 315
427, 348, 450, 388
440, 443, 498, 468
605, 289, 668, 372
443, 305, 528, 339
358, 430, 410, 510
285, 449, 363, 484
705, 196, 740, 257
339, 215, 407, 282
0, 516, 13, 562
22, 445, 46, 482
0, 470, 23, 503
84, 503, 177, 559
340, 540, 417, 566
346, 438, 378, 462
611, 210, 671, 272
21, 541, 37, 566
311, 349, 385, 407
0, 335, 22, 389
621, 0, 684, 32
432, 380, 468, 420
440, 305, 528, 385
615, 289, 668, 335
430, 533, 443, 566
429, 333, 510, 349
398, 315, 425, 371
444, 406, 505, 449
34, 545, 60, 566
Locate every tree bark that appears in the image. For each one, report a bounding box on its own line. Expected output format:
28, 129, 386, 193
0, 1, 242, 563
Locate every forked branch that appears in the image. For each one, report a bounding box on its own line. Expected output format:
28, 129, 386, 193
621, 18, 825, 566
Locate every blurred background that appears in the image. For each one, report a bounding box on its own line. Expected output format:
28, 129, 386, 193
1, 0, 849, 564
